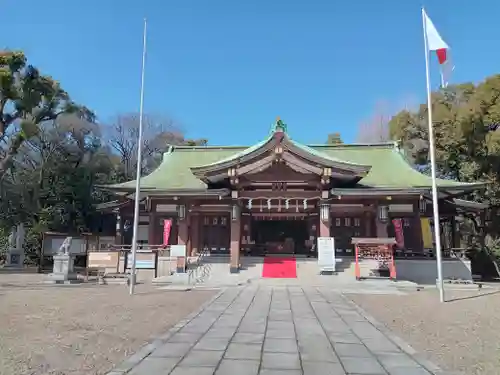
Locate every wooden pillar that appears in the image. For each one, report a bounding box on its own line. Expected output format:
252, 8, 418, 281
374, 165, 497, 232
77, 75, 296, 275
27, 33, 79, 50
230, 205, 241, 273
190, 214, 200, 256
148, 212, 156, 246
413, 202, 424, 252
319, 202, 331, 237
375, 205, 389, 238
364, 206, 373, 237
451, 215, 459, 248
176, 219, 188, 273
115, 210, 123, 245
319, 217, 330, 237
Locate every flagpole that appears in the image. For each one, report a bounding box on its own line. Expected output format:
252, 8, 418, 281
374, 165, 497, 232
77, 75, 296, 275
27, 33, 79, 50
422, 8, 445, 303
130, 18, 148, 295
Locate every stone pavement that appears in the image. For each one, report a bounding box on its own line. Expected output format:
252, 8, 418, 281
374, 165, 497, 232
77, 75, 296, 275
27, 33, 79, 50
109, 286, 443, 375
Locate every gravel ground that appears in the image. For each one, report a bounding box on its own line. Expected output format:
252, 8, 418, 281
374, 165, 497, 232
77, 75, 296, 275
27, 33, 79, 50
348, 288, 500, 375
0, 274, 217, 375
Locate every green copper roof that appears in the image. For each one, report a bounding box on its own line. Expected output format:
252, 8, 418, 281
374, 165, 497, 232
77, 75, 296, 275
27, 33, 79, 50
104, 141, 481, 192
195, 119, 368, 170
312, 143, 471, 189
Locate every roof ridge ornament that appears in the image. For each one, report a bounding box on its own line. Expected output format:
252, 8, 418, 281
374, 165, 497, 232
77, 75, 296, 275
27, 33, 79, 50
271, 116, 288, 134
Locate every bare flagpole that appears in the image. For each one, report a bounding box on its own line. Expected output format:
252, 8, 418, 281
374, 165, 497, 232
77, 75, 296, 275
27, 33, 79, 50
422, 8, 445, 303
130, 18, 148, 295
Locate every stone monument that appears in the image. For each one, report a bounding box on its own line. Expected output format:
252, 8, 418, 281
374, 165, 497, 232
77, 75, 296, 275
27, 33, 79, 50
46, 236, 81, 284
5, 224, 25, 268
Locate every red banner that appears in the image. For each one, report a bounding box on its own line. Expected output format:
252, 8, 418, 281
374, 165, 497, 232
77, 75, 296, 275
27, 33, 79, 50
392, 219, 405, 249
163, 219, 172, 246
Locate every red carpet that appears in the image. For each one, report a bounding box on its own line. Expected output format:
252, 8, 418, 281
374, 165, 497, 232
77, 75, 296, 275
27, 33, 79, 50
262, 257, 297, 278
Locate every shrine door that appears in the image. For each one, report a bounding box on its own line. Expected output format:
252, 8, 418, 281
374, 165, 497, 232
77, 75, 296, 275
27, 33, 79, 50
330, 216, 365, 257
200, 214, 230, 255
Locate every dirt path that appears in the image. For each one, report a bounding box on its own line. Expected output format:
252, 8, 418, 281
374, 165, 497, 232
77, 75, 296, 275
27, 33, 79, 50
0, 281, 216, 375
349, 288, 500, 375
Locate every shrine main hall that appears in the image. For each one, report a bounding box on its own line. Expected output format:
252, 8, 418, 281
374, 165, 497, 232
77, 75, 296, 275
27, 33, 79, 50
99, 119, 485, 275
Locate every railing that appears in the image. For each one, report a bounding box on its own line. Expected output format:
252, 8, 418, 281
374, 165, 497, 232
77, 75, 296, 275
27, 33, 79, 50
188, 246, 212, 285
108, 244, 168, 252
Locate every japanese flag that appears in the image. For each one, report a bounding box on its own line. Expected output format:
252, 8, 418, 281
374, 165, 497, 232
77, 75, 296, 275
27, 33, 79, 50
423, 9, 454, 87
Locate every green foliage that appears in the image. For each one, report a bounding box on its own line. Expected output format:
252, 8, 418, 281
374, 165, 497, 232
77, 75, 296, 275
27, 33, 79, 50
389, 74, 500, 270
0, 52, 210, 268
0, 226, 8, 260
0, 50, 94, 178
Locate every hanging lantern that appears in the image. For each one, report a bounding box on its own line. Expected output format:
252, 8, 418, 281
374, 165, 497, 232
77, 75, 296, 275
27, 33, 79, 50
320, 203, 330, 222
378, 205, 389, 223
231, 204, 240, 221
177, 204, 186, 220
419, 196, 427, 213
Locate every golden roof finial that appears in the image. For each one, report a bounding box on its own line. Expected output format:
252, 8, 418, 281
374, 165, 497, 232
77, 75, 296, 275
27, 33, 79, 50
276, 116, 280, 122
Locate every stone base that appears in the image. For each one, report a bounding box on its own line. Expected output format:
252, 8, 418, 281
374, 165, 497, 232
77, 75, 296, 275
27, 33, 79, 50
2, 264, 25, 270
46, 272, 81, 284
319, 270, 336, 276
152, 272, 190, 285
99, 276, 129, 285
44, 279, 82, 285
5, 251, 24, 268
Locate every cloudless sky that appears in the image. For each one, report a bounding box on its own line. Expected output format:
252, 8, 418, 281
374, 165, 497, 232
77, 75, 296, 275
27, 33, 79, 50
1, 0, 498, 145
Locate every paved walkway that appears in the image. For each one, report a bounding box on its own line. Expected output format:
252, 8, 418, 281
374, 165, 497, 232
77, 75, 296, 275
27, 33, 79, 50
110, 286, 441, 375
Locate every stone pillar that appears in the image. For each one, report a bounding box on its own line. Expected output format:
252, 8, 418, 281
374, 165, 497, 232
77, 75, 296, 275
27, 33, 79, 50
6, 224, 25, 268
176, 220, 188, 273
230, 207, 241, 274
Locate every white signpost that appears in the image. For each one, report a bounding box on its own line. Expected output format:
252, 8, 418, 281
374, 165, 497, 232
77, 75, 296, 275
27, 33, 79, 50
170, 244, 187, 257
317, 237, 336, 274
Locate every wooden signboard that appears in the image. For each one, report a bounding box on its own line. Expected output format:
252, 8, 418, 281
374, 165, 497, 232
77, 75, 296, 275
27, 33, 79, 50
87, 251, 120, 272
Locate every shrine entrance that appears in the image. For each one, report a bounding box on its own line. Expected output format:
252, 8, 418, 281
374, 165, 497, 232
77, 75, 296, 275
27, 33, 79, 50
251, 216, 310, 255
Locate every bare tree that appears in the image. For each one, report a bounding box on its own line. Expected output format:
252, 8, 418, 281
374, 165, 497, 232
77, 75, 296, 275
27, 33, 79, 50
356, 101, 391, 143
105, 113, 207, 180
356, 97, 419, 143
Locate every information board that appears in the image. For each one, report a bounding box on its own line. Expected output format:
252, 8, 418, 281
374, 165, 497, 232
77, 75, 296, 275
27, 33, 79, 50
170, 244, 187, 257
317, 237, 336, 273
126, 252, 156, 270
87, 252, 119, 270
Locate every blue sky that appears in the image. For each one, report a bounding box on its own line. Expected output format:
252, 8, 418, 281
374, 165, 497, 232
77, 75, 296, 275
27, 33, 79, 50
1, 0, 498, 145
